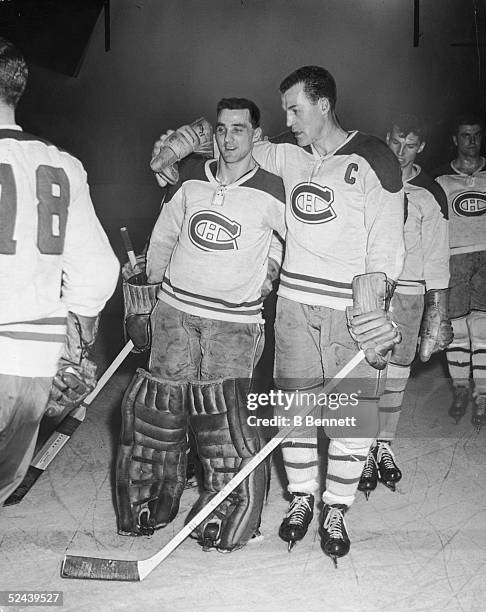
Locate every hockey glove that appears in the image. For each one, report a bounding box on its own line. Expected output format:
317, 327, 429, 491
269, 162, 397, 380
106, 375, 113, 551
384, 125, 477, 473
45, 312, 99, 416
347, 272, 401, 370
418, 288, 453, 362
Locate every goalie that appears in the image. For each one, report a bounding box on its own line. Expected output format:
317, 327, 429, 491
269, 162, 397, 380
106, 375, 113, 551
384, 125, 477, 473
115, 97, 286, 552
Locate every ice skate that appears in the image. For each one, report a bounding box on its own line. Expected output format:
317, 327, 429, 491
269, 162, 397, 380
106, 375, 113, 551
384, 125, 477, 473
319, 504, 350, 568
278, 492, 314, 552
358, 442, 379, 500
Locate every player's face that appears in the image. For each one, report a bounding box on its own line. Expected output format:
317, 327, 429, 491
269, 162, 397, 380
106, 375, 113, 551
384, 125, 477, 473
386, 126, 424, 172
215, 109, 260, 164
454, 124, 482, 157
281, 82, 326, 147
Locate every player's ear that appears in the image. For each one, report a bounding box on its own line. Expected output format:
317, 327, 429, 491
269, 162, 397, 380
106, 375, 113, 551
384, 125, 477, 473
385, 132, 391, 145
253, 126, 263, 142
452, 134, 458, 147
318, 97, 330, 115
418, 141, 426, 154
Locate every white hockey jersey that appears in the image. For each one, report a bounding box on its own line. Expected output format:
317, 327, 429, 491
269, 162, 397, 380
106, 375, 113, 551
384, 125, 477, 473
253, 132, 405, 309
434, 158, 486, 255
397, 165, 450, 295
0, 126, 119, 377
147, 156, 286, 323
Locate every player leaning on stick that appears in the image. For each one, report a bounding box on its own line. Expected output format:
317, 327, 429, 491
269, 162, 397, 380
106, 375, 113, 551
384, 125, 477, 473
358, 115, 452, 499
153, 67, 405, 566
433, 114, 486, 430
0, 38, 119, 506
116, 98, 286, 552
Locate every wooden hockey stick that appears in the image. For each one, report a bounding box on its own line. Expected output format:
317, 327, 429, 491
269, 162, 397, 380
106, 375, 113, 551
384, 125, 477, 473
61, 349, 365, 581
4, 341, 134, 506
120, 227, 141, 274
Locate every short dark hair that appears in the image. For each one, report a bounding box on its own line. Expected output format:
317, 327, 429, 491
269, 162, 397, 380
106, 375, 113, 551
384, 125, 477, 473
279, 66, 337, 110
0, 37, 28, 108
389, 114, 426, 143
216, 98, 260, 128
452, 113, 484, 135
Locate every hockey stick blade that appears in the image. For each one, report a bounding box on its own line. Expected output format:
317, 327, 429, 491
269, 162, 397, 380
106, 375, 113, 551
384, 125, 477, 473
4, 341, 134, 506
61, 350, 365, 581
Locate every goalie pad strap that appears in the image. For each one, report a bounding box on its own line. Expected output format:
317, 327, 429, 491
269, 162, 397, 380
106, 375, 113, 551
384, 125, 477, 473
116, 368, 188, 536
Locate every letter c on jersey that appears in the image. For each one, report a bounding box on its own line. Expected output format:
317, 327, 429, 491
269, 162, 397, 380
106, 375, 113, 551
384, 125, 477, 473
452, 191, 486, 217
189, 210, 241, 251
290, 183, 336, 224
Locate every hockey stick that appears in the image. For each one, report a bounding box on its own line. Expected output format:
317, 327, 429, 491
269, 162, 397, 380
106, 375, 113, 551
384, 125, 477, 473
120, 227, 141, 275
4, 340, 134, 506
61, 349, 365, 581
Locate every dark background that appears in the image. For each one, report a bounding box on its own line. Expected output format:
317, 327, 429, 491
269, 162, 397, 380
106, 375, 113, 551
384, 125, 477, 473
2, 0, 485, 313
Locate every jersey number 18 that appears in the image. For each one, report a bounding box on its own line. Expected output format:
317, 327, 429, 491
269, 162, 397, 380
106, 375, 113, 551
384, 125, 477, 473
0, 163, 69, 255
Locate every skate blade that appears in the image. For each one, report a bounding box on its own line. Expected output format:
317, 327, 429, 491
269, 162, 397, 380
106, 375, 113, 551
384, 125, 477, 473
287, 540, 296, 552
331, 555, 338, 569
364, 490, 370, 501
382, 481, 396, 492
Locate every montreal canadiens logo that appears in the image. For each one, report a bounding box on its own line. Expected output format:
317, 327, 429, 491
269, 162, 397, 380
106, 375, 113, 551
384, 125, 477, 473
452, 191, 486, 217
290, 183, 336, 224
189, 210, 241, 251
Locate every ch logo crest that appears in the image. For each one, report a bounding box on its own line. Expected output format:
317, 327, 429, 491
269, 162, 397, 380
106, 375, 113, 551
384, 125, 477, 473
452, 191, 486, 217
290, 183, 336, 224
189, 210, 241, 251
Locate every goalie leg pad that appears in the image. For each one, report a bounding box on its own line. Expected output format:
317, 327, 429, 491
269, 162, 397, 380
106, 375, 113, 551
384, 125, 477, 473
116, 368, 189, 536
122, 272, 160, 353
186, 379, 267, 552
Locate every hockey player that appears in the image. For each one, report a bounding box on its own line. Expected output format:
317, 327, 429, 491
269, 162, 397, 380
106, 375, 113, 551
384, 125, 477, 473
116, 98, 286, 552
153, 67, 405, 566
433, 115, 486, 430
358, 115, 452, 499
0, 38, 119, 506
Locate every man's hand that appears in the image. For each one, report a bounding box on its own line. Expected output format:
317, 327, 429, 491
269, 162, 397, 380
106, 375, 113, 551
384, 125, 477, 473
45, 313, 99, 416
347, 272, 401, 370
418, 288, 453, 362
151, 119, 213, 187
152, 130, 179, 187
45, 364, 96, 416
121, 253, 146, 281
348, 309, 401, 370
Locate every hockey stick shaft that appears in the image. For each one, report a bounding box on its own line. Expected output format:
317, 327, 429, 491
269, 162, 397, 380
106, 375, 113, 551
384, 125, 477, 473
37, 339, 134, 468
120, 227, 141, 274
61, 349, 365, 581
4, 341, 134, 506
